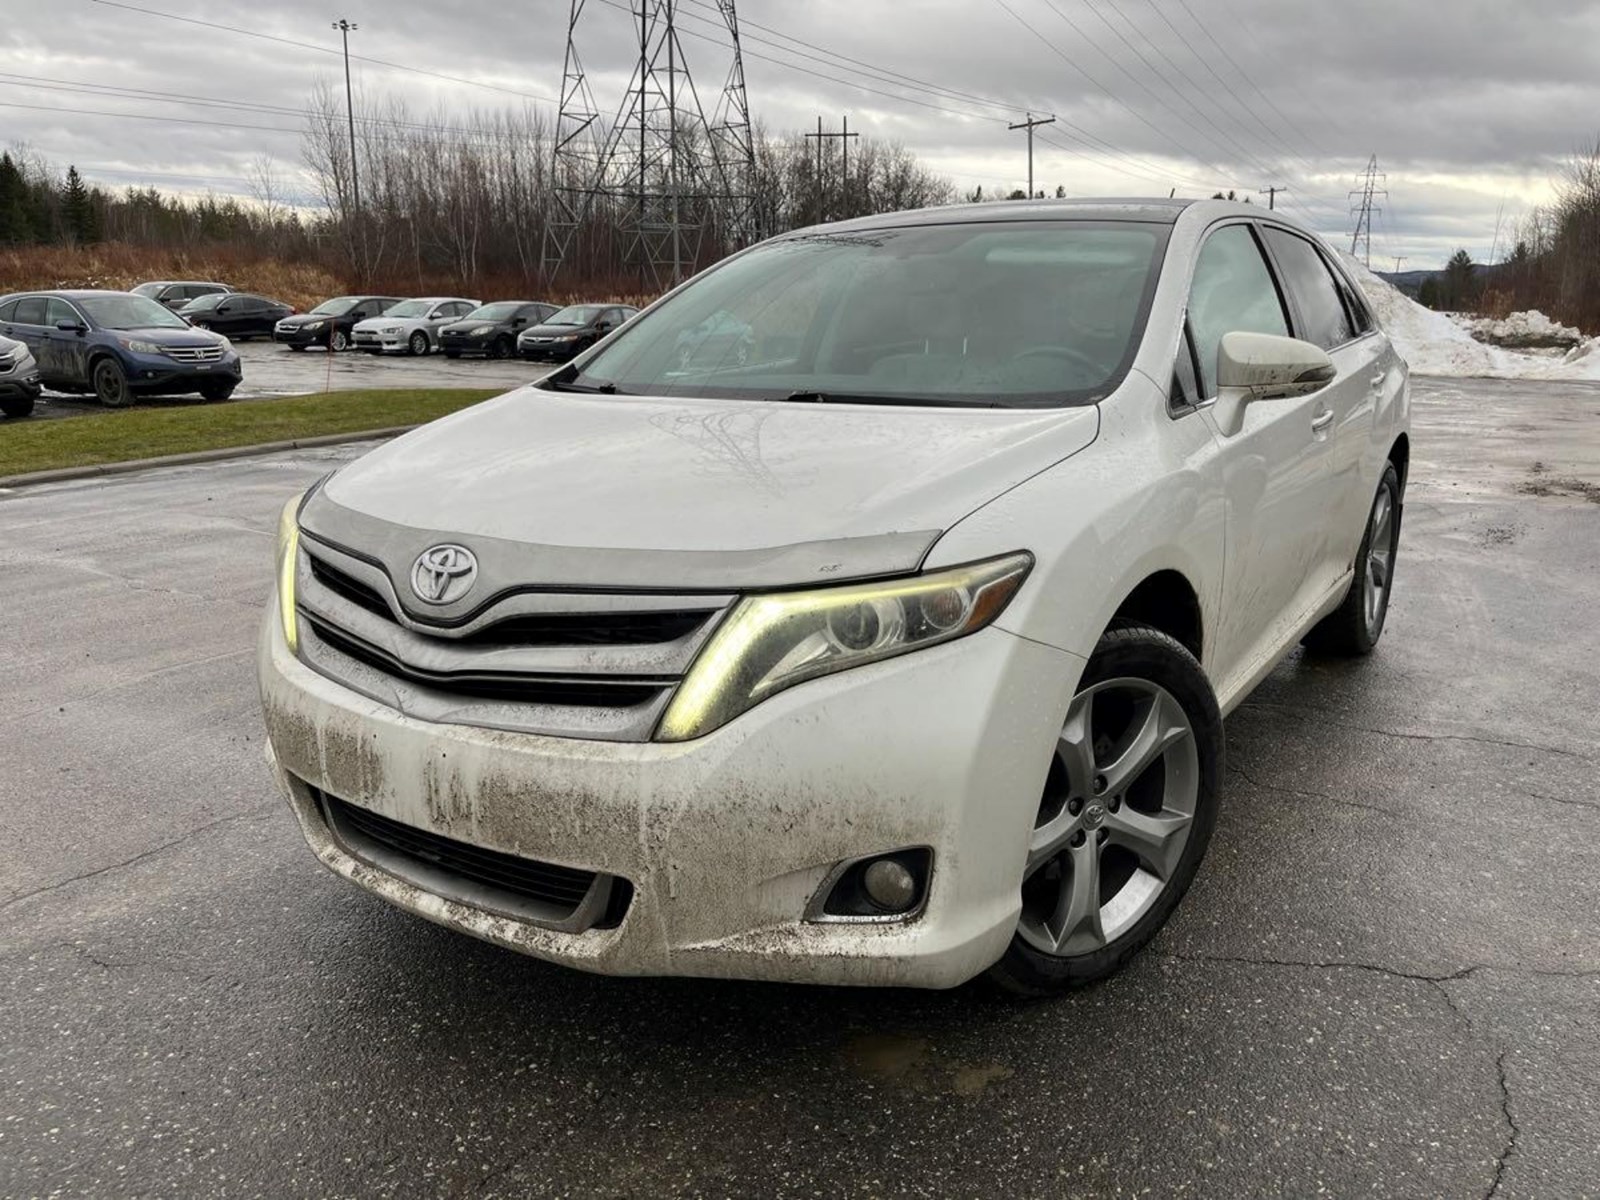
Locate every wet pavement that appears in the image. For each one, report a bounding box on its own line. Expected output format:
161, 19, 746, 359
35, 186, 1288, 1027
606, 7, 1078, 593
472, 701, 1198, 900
2, 376, 1598, 1197
31, 340, 546, 419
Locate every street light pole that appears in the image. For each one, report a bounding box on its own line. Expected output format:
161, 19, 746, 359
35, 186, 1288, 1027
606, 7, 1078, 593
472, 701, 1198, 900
332, 19, 360, 221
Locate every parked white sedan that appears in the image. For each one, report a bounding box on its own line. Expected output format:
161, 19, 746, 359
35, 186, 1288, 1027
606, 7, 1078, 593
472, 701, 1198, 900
351, 297, 479, 356
259, 199, 1408, 993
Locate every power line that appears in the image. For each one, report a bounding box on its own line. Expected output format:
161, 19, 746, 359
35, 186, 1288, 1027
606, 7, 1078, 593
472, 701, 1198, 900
87, 0, 559, 108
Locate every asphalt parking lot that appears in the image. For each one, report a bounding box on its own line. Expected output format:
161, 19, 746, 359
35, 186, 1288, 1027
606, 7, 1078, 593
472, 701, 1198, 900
3, 376, 1598, 1197
31, 340, 544, 419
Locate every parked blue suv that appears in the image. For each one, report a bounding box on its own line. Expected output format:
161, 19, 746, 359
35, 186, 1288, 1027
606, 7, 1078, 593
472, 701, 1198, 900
0, 289, 243, 407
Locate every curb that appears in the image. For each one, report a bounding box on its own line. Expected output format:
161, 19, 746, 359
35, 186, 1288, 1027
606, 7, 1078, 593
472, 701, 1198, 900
0, 425, 417, 490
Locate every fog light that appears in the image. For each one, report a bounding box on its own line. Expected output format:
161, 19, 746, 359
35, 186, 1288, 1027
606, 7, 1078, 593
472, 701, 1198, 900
863, 859, 917, 910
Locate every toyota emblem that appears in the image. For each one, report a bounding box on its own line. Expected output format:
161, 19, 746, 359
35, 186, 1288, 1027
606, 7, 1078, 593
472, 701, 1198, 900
411, 544, 478, 604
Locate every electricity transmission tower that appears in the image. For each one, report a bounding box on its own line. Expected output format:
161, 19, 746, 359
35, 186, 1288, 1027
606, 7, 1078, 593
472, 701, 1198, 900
542, 0, 757, 289
1349, 155, 1387, 268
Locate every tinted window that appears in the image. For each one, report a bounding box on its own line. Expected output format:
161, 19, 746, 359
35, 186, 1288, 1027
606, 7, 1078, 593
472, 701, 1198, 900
570, 222, 1167, 408
0, 298, 16, 321
1261, 228, 1354, 350
130, 283, 162, 298
14, 297, 47, 325
1188, 224, 1289, 397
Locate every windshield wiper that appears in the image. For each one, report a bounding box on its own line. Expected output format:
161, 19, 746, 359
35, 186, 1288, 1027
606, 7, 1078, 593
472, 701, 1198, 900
543, 376, 623, 394
780, 390, 1000, 409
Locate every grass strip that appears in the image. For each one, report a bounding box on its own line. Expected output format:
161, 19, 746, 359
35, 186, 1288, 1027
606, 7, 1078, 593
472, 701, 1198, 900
0, 388, 501, 477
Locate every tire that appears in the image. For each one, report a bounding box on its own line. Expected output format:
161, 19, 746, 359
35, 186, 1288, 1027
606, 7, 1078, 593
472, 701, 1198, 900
199, 379, 236, 402
989, 624, 1223, 996
408, 331, 430, 357
490, 337, 513, 360
1303, 463, 1402, 657
287, 344, 306, 352
92, 358, 134, 408
1, 394, 35, 418
330, 330, 350, 352
444, 351, 461, 360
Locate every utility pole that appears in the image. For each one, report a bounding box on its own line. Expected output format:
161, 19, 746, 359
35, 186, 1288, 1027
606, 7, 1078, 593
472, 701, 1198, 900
1349, 154, 1387, 269
1391, 255, 1407, 273
332, 19, 360, 221
804, 116, 858, 224
1008, 113, 1055, 199
1257, 185, 1288, 211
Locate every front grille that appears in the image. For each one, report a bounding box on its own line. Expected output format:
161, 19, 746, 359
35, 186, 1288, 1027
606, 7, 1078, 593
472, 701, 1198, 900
166, 345, 225, 363
317, 789, 630, 930
302, 615, 665, 708
294, 539, 732, 741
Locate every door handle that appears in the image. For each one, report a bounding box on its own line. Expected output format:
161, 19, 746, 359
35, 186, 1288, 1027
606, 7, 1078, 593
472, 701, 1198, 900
1369, 372, 1386, 389
1311, 409, 1334, 434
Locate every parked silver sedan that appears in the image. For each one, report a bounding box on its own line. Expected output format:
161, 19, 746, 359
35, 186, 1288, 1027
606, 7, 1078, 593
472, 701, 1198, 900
351, 297, 480, 356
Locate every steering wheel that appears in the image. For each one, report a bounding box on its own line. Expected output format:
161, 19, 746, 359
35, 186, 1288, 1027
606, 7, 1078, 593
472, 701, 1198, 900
1014, 344, 1103, 378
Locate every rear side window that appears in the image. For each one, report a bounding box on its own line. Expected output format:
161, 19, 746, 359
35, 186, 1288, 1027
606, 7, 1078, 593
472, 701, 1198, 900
1261, 228, 1355, 350
14, 297, 47, 325
1187, 224, 1289, 398
0, 298, 16, 321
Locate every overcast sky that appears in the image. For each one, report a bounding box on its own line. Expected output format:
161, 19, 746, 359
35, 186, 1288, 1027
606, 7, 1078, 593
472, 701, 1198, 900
4, 0, 1598, 269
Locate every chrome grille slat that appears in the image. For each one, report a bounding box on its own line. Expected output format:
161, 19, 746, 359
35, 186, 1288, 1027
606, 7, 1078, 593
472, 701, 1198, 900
165, 344, 226, 363
294, 539, 733, 741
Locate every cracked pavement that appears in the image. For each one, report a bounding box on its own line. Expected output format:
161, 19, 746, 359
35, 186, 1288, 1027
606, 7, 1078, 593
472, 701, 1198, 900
3, 376, 1598, 1197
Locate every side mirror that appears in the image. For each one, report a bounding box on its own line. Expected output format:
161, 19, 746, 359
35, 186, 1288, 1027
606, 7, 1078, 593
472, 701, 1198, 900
1212, 331, 1334, 436
55, 319, 87, 334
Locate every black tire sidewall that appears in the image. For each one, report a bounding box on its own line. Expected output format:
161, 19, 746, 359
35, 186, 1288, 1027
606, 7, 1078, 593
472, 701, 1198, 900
94, 359, 131, 407
991, 625, 1224, 995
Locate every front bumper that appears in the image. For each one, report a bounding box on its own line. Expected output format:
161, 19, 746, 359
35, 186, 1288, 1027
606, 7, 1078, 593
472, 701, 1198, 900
518, 340, 578, 361
440, 335, 495, 355
123, 350, 242, 394
258, 598, 1082, 988
274, 325, 334, 347
0, 371, 41, 399
353, 330, 409, 353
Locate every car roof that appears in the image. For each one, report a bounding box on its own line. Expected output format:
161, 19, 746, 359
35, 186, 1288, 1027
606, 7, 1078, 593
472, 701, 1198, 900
780, 196, 1311, 238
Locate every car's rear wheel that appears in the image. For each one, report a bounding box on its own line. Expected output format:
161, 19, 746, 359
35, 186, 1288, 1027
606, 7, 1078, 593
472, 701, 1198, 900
199, 379, 236, 402
93, 358, 133, 408
1, 395, 35, 418
1304, 463, 1402, 656
408, 331, 429, 356
989, 624, 1222, 995
330, 330, 350, 352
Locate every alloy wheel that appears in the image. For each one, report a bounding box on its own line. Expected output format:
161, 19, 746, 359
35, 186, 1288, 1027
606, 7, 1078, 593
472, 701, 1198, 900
409, 331, 428, 356
1018, 677, 1200, 958
1364, 485, 1396, 636
331, 330, 349, 352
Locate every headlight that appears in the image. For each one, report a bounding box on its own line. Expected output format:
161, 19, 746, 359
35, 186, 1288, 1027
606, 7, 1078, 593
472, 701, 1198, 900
275, 492, 304, 655
656, 552, 1032, 741
120, 337, 163, 354
470, 325, 495, 336
304, 320, 325, 332
381, 326, 401, 335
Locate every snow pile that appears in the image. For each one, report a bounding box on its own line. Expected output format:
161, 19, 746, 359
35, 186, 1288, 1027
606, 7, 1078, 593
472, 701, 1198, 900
1340, 253, 1600, 381
1462, 310, 1584, 350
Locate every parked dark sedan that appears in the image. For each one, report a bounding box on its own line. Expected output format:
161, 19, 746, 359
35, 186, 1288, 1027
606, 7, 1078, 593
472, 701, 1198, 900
131, 280, 233, 312
273, 295, 402, 351
438, 301, 560, 359
179, 292, 293, 340
517, 303, 639, 362
0, 290, 241, 406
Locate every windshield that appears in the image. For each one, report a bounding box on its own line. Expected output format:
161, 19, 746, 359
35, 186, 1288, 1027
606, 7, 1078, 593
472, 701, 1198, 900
79, 294, 190, 330
382, 300, 432, 318
465, 302, 529, 321
182, 293, 224, 311
547, 305, 605, 326
566, 222, 1167, 408
130, 283, 164, 298
309, 297, 359, 316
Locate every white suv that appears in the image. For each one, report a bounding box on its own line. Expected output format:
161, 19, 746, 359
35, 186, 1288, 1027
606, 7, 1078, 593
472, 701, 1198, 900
351, 297, 480, 356
258, 199, 1408, 993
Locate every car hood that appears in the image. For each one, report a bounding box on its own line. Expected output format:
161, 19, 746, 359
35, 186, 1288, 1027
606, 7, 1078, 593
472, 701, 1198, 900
441, 320, 502, 334
353, 316, 416, 332
307, 388, 1101, 593
119, 325, 227, 347
521, 322, 589, 338
278, 313, 342, 327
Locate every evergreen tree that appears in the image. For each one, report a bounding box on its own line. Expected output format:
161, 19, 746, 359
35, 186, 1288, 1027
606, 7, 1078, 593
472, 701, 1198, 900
0, 153, 31, 243
1417, 277, 1441, 309
1442, 248, 1477, 310
61, 166, 100, 244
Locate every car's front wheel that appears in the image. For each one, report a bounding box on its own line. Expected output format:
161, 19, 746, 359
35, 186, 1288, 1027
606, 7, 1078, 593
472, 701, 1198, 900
199, 379, 236, 402
1304, 463, 1402, 656
408, 331, 429, 356
1, 394, 35, 418
93, 358, 134, 408
990, 624, 1222, 995
329, 330, 350, 352
490, 337, 513, 360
